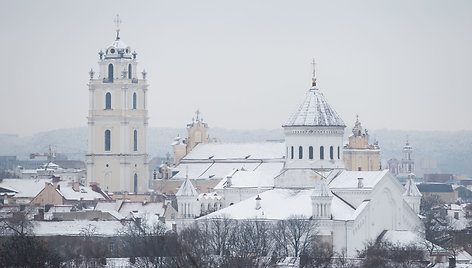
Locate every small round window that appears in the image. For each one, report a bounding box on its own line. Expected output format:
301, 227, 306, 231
110, 48, 115, 54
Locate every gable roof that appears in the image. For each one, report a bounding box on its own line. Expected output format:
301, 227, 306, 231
283, 88, 345, 127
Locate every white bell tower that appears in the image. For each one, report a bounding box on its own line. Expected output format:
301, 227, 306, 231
86, 15, 149, 193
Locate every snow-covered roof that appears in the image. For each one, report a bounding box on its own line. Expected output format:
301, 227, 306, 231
176, 179, 198, 196
214, 162, 283, 189
57, 181, 106, 201
0, 178, 52, 198
94, 201, 166, 220
183, 142, 285, 160
109, 39, 129, 50
329, 170, 388, 189
283, 88, 345, 127
119, 202, 166, 217
403, 177, 422, 197
381, 230, 448, 255
202, 188, 355, 220
34, 220, 124, 237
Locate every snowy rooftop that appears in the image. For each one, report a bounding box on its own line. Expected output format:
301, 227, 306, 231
329, 170, 388, 189
182, 142, 285, 160
0, 178, 52, 198
283, 88, 345, 127
214, 162, 284, 189
57, 181, 106, 201
34, 220, 124, 237
202, 188, 355, 221
381, 230, 448, 255
95, 200, 166, 220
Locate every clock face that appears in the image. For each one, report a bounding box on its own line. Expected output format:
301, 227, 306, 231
110, 48, 115, 54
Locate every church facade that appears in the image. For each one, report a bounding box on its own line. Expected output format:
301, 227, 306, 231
176, 71, 423, 256
85, 24, 149, 193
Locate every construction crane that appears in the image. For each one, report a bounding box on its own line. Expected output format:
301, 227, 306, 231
30, 144, 56, 163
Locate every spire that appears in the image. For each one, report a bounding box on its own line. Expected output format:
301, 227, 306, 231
311, 58, 317, 87
114, 14, 122, 40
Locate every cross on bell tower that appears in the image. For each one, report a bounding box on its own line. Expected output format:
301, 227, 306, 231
114, 14, 122, 40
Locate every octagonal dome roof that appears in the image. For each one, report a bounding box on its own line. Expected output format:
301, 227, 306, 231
283, 87, 345, 127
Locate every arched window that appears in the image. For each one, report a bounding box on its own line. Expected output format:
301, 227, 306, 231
291, 146, 294, 159
108, 64, 114, 82
132, 92, 137, 109
105, 130, 111, 151
320, 146, 324, 160
128, 64, 132, 79
299, 146, 303, 159
133, 173, 138, 193
105, 92, 111, 109
133, 130, 138, 151
337, 146, 340, 159
309, 146, 313, 159
330, 146, 334, 160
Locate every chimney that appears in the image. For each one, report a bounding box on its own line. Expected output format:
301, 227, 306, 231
358, 178, 364, 189
255, 195, 261, 210
73, 182, 80, 192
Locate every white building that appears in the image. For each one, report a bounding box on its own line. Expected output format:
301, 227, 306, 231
86, 22, 149, 193
177, 71, 424, 256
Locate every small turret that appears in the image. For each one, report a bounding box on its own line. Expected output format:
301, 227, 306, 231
311, 179, 333, 219
403, 175, 422, 214
176, 178, 199, 219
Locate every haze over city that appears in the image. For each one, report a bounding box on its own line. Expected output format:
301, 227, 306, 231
1, 0, 471, 136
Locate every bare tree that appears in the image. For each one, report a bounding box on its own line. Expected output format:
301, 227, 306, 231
358, 240, 425, 268
271, 215, 319, 258
0, 210, 60, 267
119, 217, 175, 268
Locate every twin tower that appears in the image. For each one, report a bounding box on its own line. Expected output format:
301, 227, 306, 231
85, 26, 149, 193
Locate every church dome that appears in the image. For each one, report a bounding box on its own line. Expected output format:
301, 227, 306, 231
104, 36, 132, 59
283, 87, 345, 127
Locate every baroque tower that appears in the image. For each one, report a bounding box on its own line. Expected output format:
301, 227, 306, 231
343, 116, 381, 171
86, 16, 149, 193
401, 139, 414, 174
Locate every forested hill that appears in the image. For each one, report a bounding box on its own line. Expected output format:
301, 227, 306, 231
0, 127, 471, 176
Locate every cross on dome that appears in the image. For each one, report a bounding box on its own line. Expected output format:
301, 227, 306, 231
311, 58, 317, 87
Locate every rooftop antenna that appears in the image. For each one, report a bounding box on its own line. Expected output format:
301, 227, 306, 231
311, 58, 317, 87
114, 14, 122, 40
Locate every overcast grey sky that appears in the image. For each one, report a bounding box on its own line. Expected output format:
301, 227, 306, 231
0, 0, 471, 136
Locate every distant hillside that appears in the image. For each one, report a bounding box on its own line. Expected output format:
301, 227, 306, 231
0, 127, 471, 176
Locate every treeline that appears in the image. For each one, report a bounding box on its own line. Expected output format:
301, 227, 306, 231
1, 211, 430, 268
